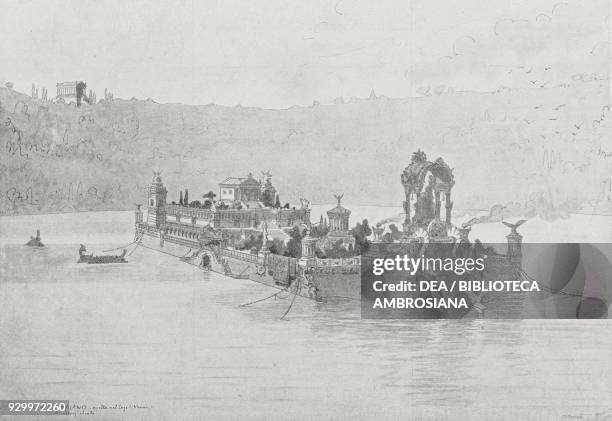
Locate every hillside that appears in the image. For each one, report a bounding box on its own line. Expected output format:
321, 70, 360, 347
0, 82, 610, 218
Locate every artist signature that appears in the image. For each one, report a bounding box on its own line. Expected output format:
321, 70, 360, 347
560, 407, 612, 420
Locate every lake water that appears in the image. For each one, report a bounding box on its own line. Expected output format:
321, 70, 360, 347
0, 210, 611, 420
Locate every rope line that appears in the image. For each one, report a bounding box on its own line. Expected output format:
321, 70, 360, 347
280, 280, 302, 320
126, 235, 143, 257
102, 235, 142, 253
323, 295, 360, 302
520, 269, 583, 297
239, 290, 286, 307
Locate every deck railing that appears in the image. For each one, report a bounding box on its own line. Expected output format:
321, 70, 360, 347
221, 248, 261, 263
314, 256, 361, 267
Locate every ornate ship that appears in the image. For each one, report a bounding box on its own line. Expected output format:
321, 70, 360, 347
134, 152, 527, 318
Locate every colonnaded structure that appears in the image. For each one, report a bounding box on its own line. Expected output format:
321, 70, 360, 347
401, 149, 455, 235
316, 194, 356, 251
55, 80, 96, 106
143, 172, 310, 234
137, 171, 311, 250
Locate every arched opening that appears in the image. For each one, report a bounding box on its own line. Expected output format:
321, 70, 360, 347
201, 254, 211, 268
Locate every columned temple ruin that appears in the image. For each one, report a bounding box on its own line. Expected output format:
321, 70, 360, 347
56, 81, 95, 106
56, 82, 78, 98
401, 150, 455, 235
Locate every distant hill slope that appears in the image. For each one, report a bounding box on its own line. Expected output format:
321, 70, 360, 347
0, 82, 610, 217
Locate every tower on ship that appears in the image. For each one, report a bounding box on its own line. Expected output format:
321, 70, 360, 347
147, 172, 167, 228
314, 194, 356, 251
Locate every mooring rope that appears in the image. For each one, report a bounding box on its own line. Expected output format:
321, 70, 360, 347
102, 233, 142, 253
102, 233, 144, 253
323, 295, 360, 301
239, 290, 286, 307
101, 243, 135, 253
520, 269, 583, 297
126, 235, 144, 257
280, 280, 302, 320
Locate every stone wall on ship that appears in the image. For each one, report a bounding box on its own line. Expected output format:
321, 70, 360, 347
137, 221, 297, 289
136, 219, 360, 301
136, 215, 525, 316
165, 204, 310, 229
303, 258, 361, 300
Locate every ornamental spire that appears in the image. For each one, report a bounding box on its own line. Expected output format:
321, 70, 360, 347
334, 193, 344, 205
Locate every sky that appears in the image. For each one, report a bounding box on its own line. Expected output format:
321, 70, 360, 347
0, 0, 609, 108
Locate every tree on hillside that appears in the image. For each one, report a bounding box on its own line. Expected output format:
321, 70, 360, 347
314, 247, 327, 258
324, 240, 353, 258
261, 189, 275, 208
382, 224, 402, 242
261, 176, 277, 207
236, 233, 264, 253
268, 238, 286, 256
284, 226, 304, 258
274, 194, 281, 208
184, 189, 189, 205
350, 219, 372, 254
203, 191, 216, 200
179, 191, 184, 206
310, 220, 329, 238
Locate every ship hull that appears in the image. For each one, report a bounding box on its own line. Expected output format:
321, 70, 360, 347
138, 231, 312, 297
136, 229, 529, 317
